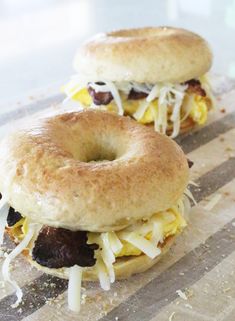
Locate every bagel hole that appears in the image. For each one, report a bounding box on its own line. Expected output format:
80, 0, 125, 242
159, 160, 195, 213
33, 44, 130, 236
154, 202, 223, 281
85, 146, 117, 163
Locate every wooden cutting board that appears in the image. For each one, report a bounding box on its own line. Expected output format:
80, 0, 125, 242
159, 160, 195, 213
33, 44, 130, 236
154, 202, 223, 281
0, 76, 235, 321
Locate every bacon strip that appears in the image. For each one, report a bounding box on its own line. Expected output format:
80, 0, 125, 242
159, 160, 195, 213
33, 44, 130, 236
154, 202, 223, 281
87, 82, 113, 105
7, 208, 23, 227
185, 79, 206, 97
128, 89, 148, 100
32, 226, 98, 268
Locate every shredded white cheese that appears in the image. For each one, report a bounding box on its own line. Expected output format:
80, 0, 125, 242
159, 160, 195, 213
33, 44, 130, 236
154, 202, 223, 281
107, 232, 123, 255
106, 81, 124, 116
133, 100, 149, 120
176, 289, 188, 300
63, 75, 215, 138
2, 224, 36, 308
100, 233, 116, 283
184, 188, 197, 205
96, 257, 110, 291
118, 232, 161, 259
0, 197, 9, 245
134, 83, 187, 137
151, 221, 164, 245
188, 180, 199, 187
68, 265, 82, 312
169, 312, 176, 321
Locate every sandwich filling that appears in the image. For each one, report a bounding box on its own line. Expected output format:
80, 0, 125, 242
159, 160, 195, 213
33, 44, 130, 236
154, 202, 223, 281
0, 189, 193, 310
62, 75, 215, 137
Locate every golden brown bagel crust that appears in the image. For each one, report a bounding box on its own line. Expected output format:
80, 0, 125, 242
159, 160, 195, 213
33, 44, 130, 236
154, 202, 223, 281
0, 110, 189, 232
74, 26, 212, 83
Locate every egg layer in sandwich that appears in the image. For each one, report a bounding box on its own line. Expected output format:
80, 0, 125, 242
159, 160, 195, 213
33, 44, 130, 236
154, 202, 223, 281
62, 76, 215, 138
7, 193, 191, 290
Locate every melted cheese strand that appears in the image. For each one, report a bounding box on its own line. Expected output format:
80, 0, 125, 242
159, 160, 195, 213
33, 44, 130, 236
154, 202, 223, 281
181, 94, 194, 122
68, 265, 82, 313
2, 224, 36, 308
200, 75, 216, 109
146, 84, 160, 102
151, 221, 164, 245
158, 87, 169, 134
184, 188, 197, 205
105, 81, 124, 115
133, 100, 149, 120
0, 197, 9, 245
96, 257, 110, 291
100, 233, 115, 283
63, 76, 212, 138
130, 82, 152, 94
118, 232, 161, 259
89, 81, 124, 115
108, 232, 123, 255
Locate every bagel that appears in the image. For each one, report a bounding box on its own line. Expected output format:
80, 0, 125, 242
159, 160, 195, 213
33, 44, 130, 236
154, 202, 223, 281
0, 110, 188, 231
74, 27, 212, 83
63, 26, 215, 138
0, 110, 191, 311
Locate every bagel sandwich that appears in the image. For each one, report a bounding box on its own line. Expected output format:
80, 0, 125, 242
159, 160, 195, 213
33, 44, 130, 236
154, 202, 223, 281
0, 110, 194, 311
62, 26, 216, 138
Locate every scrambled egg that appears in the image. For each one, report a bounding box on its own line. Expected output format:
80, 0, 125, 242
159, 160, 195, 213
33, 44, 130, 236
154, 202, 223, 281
189, 95, 208, 125
62, 85, 209, 127
11, 206, 186, 258
116, 207, 186, 257
10, 218, 28, 240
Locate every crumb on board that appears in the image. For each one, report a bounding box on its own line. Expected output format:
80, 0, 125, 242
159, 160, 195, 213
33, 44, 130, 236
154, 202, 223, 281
45, 293, 64, 308
176, 289, 187, 300
220, 108, 226, 113
225, 147, 234, 152
169, 311, 176, 321
81, 293, 87, 305
17, 308, 23, 314
185, 303, 193, 309
185, 288, 194, 298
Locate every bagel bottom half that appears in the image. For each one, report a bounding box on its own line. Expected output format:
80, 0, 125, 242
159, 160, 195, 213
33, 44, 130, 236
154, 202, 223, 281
22, 235, 175, 281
